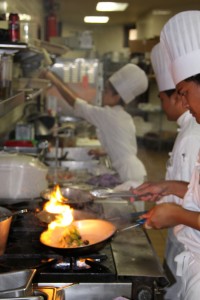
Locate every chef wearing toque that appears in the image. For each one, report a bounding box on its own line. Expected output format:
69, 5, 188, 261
151, 41, 200, 300
131, 10, 200, 300
42, 64, 148, 183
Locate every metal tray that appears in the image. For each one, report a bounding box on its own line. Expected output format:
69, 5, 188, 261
0, 269, 36, 298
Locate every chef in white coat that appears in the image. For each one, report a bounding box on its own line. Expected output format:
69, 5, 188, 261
43, 64, 148, 183
131, 10, 200, 300
150, 42, 200, 300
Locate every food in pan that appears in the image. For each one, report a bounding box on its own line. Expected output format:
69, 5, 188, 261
40, 224, 90, 249
40, 220, 117, 252
59, 224, 89, 248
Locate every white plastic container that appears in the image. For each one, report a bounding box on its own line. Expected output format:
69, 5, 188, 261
0, 152, 48, 202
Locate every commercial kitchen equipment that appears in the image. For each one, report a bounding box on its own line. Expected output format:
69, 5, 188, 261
0, 196, 169, 300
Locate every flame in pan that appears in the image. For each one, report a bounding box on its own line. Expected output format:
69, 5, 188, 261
43, 185, 74, 229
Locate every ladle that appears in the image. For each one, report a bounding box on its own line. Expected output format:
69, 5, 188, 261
0, 209, 28, 222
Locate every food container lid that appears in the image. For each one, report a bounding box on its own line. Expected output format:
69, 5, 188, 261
0, 152, 47, 170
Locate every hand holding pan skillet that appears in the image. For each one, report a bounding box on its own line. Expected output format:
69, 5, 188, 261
41, 184, 152, 207
40, 187, 145, 209
39, 218, 146, 256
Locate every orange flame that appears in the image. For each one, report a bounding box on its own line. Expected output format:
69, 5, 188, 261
43, 185, 74, 230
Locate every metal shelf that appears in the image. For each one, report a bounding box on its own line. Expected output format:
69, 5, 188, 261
0, 42, 28, 50
0, 92, 25, 117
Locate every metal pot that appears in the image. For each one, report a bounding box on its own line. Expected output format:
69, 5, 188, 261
40, 219, 116, 256
0, 207, 12, 255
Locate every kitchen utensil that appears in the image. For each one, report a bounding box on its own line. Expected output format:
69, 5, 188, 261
90, 188, 135, 199
41, 187, 93, 207
0, 208, 28, 222
40, 216, 147, 256
120, 218, 146, 231
40, 219, 116, 256
0, 207, 12, 255
90, 188, 151, 200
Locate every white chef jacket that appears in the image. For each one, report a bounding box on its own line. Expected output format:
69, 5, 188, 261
173, 152, 200, 300
74, 98, 147, 182
157, 111, 200, 300
160, 111, 200, 205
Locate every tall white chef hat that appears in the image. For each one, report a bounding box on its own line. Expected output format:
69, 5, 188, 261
109, 63, 148, 104
150, 43, 175, 92
160, 10, 200, 85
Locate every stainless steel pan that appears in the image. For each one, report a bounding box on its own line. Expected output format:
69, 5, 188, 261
40, 219, 116, 256
90, 188, 133, 199
40, 187, 93, 207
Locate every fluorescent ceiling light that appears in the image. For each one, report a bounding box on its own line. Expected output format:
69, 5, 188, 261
84, 16, 109, 23
152, 9, 171, 15
96, 2, 128, 12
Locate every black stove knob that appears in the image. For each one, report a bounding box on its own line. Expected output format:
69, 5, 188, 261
137, 286, 153, 300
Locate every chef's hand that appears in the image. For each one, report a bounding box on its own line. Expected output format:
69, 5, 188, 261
130, 181, 170, 202
88, 149, 107, 158
38, 67, 49, 79
140, 203, 184, 229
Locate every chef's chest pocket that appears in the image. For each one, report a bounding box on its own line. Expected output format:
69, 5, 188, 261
168, 152, 190, 166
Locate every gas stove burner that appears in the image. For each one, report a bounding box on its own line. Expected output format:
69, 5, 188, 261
52, 254, 108, 272
53, 257, 91, 271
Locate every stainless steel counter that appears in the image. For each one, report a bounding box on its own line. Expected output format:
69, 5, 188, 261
100, 200, 167, 280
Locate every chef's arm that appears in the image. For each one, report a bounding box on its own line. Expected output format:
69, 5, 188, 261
181, 209, 200, 230
163, 180, 188, 198
43, 69, 76, 107
131, 180, 189, 202
141, 203, 200, 230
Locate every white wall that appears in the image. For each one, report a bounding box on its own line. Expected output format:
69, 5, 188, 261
137, 13, 173, 39
59, 23, 130, 58
60, 12, 173, 55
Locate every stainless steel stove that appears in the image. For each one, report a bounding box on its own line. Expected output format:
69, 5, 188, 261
0, 198, 169, 300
